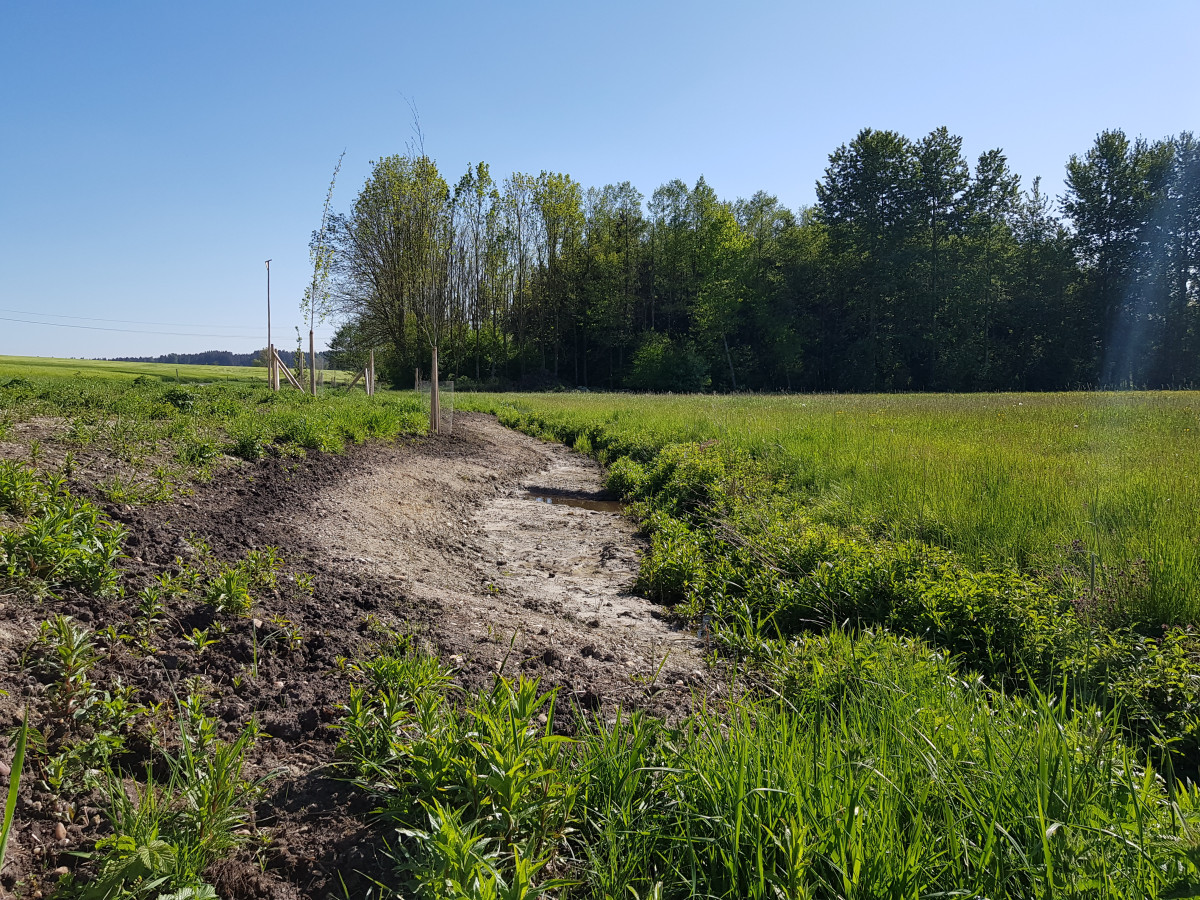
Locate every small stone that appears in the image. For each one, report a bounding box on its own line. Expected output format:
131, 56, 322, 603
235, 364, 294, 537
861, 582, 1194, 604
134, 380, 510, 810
252, 618, 264, 630
52, 866, 69, 877
273, 681, 285, 690
0, 762, 10, 777
674, 680, 685, 687
537, 713, 548, 724
54, 822, 67, 840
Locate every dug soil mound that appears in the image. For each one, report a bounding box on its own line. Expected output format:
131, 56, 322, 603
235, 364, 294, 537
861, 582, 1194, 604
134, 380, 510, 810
0, 412, 713, 899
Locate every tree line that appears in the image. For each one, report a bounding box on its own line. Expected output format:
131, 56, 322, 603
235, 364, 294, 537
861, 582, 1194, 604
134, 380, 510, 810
325, 127, 1200, 392
105, 349, 318, 369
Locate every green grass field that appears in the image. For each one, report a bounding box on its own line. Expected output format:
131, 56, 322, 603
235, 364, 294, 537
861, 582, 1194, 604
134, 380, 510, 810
0, 355, 274, 383
0, 354, 358, 386
0, 355, 425, 503
5, 369, 1200, 896
461, 391, 1200, 625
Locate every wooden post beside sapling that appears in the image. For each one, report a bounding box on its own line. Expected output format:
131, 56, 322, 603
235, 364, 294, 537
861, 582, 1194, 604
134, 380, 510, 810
430, 346, 440, 433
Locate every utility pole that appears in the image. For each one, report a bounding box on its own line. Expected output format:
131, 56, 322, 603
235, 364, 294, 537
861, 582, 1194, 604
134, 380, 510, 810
265, 259, 276, 390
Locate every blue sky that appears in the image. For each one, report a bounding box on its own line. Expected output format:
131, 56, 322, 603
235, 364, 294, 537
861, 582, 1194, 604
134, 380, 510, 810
1, 0, 1197, 358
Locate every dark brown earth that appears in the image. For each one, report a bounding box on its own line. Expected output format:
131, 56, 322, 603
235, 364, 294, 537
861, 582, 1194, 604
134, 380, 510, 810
0, 412, 715, 899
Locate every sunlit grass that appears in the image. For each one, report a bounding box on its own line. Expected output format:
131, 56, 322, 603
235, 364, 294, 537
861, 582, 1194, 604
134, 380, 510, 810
0, 354, 355, 384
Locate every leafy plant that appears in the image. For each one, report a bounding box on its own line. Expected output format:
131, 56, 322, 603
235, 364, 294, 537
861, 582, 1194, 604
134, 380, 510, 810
183, 628, 217, 654
80, 705, 262, 900
203, 568, 252, 616
35, 614, 98, 713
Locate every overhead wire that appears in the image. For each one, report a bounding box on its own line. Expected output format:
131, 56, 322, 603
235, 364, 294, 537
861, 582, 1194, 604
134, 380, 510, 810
0, 307, 340, 340
0, 315, 264, 339
0, 305, 258, 330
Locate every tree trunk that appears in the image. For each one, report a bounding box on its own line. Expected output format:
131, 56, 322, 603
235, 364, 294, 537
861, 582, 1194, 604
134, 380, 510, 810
724, 333, 738, 390
309, 329, 316, 395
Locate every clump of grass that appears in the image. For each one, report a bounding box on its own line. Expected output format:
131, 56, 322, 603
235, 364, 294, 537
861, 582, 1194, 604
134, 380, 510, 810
203, 568, 252, 616
0, 459, 49, 516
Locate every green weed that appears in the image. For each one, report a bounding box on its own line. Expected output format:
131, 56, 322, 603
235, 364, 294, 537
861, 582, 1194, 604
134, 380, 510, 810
0, 708, 29, 877
79, 701, 262, 900
203, 568, 252, 616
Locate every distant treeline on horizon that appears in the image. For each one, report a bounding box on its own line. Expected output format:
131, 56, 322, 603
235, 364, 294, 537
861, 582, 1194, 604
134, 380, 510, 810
103, 349, 312, 368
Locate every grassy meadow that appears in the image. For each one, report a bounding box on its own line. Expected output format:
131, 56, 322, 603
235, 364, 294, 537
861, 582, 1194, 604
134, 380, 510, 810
0, 354, 360, 385
0, 355, 275, 384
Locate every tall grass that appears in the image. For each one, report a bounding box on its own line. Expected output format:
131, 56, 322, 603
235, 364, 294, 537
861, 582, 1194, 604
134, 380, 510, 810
337, 633, 1200, 899
461, 391, 1200, 624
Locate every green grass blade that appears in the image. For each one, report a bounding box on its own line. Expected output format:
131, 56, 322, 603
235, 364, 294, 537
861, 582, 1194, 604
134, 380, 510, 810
0, 706, 30, 875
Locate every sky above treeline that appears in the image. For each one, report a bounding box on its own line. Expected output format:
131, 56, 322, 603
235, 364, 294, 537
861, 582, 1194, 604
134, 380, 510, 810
1, 0, 1197, 359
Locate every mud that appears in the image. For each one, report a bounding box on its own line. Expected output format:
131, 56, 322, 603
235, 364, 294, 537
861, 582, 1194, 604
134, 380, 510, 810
0, 412, 714, 899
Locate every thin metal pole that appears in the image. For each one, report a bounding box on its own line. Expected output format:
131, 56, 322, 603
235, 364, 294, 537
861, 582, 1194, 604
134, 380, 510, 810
265, 259, 274, 390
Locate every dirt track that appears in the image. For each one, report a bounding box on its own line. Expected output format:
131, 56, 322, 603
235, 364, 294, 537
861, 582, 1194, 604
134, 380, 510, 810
305, 412, 707, 702
0, 412, 713, 899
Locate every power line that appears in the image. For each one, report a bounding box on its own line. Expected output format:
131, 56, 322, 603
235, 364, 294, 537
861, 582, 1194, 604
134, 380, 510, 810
0, 306, 259, 330
0, 315, 265, 339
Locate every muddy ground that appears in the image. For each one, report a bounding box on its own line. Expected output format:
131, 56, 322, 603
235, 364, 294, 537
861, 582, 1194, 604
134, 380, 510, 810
0, 412, 716, 899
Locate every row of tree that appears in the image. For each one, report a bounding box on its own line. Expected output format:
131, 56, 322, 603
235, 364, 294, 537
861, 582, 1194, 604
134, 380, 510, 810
324, 127, 1200, 392
106, 348, 321, 369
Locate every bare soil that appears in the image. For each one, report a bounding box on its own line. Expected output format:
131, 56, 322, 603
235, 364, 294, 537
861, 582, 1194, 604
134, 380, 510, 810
0, 412, 713, 899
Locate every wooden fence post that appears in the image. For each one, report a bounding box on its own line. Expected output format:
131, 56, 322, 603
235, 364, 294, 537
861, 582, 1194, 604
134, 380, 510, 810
430, 346, 440, 434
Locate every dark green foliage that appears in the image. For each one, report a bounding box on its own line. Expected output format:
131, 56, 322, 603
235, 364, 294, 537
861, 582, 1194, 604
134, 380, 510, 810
0, 469, 125, 594
625, 333, 710, 392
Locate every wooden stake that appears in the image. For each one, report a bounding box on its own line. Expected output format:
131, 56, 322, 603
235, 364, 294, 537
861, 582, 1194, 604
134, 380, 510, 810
274, 349, 305, 391
430, 346, 440, 434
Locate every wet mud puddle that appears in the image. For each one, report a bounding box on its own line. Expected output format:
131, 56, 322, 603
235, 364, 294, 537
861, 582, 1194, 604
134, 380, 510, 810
523, 488, 625, 513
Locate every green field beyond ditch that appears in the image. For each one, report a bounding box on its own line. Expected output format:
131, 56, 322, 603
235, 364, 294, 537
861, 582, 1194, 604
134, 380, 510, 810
0, 355, 274, 383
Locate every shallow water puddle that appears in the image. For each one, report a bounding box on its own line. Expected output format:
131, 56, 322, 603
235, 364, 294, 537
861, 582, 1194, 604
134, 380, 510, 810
523, 489, 625, 513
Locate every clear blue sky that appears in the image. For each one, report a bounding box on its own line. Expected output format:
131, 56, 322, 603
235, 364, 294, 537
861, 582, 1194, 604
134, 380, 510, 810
1, 0, 1196, 358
